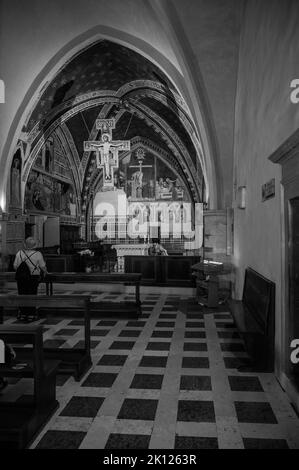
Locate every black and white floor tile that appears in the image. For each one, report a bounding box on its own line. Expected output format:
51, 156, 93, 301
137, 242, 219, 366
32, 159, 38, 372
1, 289, 299, 449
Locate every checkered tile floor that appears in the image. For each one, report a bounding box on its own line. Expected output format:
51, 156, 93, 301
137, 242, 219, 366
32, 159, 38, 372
1, 290, 299, 449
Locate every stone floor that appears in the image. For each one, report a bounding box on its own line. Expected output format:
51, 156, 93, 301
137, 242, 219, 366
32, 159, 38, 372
1, 288, 299, 449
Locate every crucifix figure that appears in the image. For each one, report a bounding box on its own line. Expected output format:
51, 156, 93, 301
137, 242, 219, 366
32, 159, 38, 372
129, 148, 153, 199
84, 119, 130, 190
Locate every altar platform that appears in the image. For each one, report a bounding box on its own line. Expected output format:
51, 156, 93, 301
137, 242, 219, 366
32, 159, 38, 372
124, 255, 201, 287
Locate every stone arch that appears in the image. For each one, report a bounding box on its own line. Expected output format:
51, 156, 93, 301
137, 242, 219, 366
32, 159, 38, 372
0, 24, 218, 212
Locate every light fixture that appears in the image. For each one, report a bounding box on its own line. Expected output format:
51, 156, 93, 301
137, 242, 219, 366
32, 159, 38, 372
237, 186, 246, 209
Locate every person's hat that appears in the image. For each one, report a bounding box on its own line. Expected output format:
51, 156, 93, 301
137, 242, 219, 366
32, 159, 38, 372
24, 237, 38, 250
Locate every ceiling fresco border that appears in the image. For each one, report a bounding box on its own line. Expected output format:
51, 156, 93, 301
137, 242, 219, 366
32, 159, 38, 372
57, 124, 83, 196
122, 84, 205, 176
25, 80, 199, 155
25, 90, 117, 146
25, 80, 205, 180
116, 80, 190, 117
22, 97, 116, 183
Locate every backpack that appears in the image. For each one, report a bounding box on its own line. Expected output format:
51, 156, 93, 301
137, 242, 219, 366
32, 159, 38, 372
15, 250, 37, 281
4, 344, 16, 365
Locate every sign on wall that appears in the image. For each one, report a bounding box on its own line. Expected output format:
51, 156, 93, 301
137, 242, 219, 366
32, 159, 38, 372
262, 178, 275, 202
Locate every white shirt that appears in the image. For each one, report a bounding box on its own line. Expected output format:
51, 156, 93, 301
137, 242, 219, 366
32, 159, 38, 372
13, 250, 46, 276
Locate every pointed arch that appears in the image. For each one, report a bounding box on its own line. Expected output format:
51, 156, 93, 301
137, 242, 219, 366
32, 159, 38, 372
0, 25, 218, 212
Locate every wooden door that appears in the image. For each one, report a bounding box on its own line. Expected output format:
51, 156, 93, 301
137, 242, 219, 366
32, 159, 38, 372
289, 198, 299, 381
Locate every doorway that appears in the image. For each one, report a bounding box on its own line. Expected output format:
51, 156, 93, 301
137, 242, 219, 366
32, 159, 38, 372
288, 198, 299, 387
269, 129, 299, 411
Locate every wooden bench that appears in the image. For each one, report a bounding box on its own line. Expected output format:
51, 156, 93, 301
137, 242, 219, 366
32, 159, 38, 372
0, 325, 60, 449
0, 271, 142, 318
45, 272, 142, 318
0, 295, 92, 381
0, 271, 48, 287
228, 267, 275, 371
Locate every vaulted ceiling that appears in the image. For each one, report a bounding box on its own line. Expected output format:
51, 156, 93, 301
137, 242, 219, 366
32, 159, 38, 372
25, 39, 204, 206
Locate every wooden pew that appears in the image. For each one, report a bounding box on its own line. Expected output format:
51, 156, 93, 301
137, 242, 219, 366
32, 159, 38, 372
228, 267, 275, 371
0, 295, 92, 381
45, 272, 142, 318
0, 271, 142, 318
0, 325, 60, 449
0, 272, 142, 318
0, 272, 47, 285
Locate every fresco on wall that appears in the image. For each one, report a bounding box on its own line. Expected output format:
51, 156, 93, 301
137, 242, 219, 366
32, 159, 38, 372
34, 135, 71, 180
25, 170, 76, 216
114, 149, 189, 202
155, 158, 185, 201
24, 136, 77, 217
10, 149, 22, 207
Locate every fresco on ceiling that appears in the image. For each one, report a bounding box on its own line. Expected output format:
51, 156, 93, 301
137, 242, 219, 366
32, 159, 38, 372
112, 149, 189, 202
26, 41, 174, 133
24, 135, 77, 217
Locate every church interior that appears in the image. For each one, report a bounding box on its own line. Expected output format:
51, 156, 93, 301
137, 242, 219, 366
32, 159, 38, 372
0, 0, 299, 450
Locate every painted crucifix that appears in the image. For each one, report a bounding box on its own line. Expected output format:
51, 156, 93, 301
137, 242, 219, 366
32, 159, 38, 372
129, 148, 153, 199
84, 118, 130, 190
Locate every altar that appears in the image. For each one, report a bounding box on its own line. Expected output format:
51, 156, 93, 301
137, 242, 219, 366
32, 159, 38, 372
112, 244, 149, 272
84, 118, 204, 285
125, 255, 201, 287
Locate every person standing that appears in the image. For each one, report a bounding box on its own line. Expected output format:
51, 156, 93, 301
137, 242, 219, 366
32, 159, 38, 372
13, 237, 47, 322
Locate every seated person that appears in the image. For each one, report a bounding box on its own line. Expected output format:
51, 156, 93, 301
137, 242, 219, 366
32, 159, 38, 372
148, 239, 168, 256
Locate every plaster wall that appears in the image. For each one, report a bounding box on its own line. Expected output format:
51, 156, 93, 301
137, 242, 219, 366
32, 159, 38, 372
0, 0, 243, 213
233, 0, 299, 375
0, 0, 179, 161
171, 0, 242, 207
